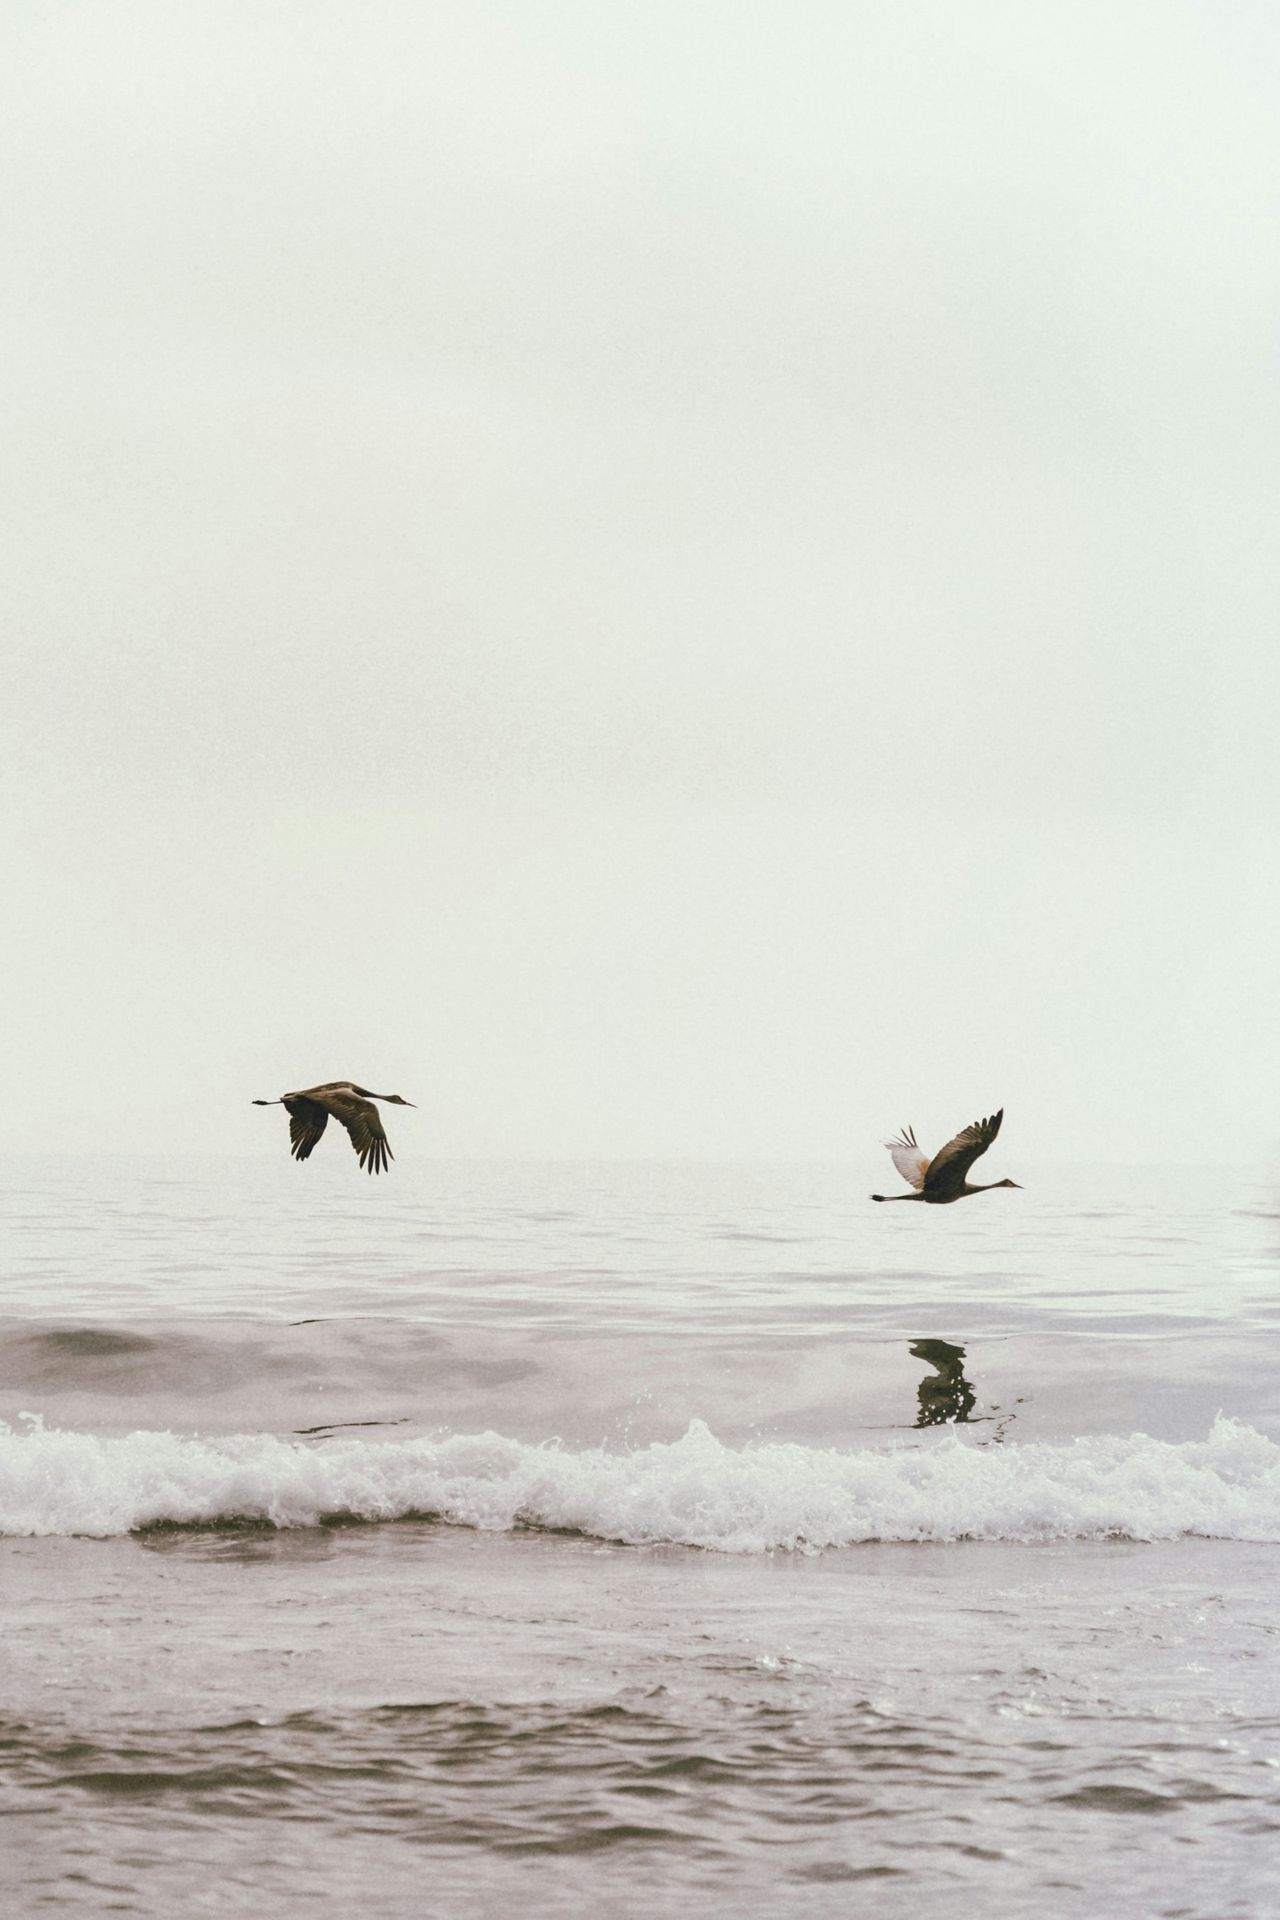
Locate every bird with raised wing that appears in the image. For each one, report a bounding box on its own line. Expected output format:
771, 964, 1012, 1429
871, 1109, 1020, 1204
253, 1081, 415, 1175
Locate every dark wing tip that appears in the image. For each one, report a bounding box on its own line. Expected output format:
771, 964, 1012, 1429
359, 1133, 393, 1174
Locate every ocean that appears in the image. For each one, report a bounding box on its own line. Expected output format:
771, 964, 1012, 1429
2, 1154, 1278, 1917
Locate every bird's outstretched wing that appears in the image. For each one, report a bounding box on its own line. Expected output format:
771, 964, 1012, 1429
886, 1125, 930, 1190
283, 1097, 329, 1162
923, 1109, 1003, 1198
331, 1094, 393, 1175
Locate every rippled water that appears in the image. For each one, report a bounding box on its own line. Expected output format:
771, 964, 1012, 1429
2, 1155, 1279, 1916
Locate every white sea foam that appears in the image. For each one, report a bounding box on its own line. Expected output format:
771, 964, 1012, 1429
2, 1415, 1277, 1548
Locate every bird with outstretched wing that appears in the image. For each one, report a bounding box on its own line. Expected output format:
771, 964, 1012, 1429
255, 1081, 414, 1175
873, 1109, 1019, 1205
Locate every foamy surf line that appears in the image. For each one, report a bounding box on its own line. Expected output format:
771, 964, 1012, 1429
2, 1416, 1278, 1548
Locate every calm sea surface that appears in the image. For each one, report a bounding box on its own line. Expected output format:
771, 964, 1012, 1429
3, 1155, 1279, 1917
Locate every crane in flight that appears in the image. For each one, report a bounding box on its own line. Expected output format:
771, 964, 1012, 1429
872, 1108, 1020, 1204
253, 1081, 415, 1175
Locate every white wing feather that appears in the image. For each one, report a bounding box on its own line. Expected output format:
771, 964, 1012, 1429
886, 1129, 930, 1190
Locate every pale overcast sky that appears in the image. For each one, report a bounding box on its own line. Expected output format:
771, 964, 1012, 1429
3, 1, 1277, 1163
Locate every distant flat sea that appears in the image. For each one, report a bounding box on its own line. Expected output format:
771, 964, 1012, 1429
3, 1155, 1279, 1917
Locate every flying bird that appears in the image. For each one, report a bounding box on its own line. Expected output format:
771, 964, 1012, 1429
872, 1109, 1020, 1204
253, 1081, 415, 1175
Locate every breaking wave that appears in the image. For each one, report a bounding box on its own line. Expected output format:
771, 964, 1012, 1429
2, 1415, 1277, 1549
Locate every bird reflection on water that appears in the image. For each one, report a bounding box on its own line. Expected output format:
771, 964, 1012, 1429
910, 1338, 977, 1427
907, 1340, 1024, 1440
